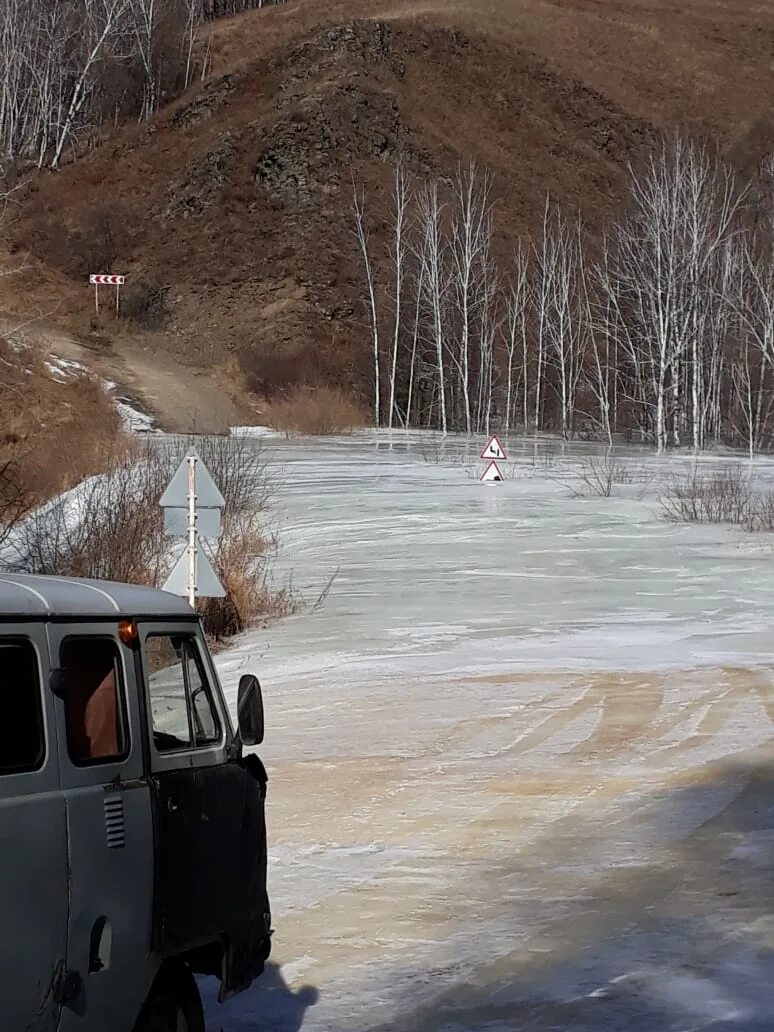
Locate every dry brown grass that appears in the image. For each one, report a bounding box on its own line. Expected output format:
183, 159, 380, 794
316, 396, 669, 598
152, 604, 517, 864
200, 524, 298, 641
0, 337, 131, 509
262, 385, 370, 435
212, 354, 262, 417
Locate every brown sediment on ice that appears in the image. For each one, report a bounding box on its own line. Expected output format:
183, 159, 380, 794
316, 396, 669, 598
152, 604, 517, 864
263, 663, 774, 1021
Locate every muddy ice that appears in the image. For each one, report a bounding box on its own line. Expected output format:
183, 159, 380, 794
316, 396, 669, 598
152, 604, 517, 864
202, 432, 774, 1031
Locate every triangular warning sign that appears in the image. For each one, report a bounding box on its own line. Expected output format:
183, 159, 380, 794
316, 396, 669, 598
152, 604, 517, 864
162, 544, 226, 598
480, 460, 504, 482
480, 434, 507, 460
160, 448, 226, 509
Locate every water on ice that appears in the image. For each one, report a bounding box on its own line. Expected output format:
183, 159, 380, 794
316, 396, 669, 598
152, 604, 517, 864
203, 431, 774, 1031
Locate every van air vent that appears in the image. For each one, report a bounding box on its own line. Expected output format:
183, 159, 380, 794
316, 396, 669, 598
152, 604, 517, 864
103, 795, 125, 849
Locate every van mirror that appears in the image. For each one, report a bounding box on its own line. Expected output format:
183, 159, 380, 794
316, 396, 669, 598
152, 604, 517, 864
237, 674, 264, 746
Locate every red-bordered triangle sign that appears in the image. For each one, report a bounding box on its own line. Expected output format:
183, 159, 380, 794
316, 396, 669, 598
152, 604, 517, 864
480, 460, 504, 482
480, 434, 507, 460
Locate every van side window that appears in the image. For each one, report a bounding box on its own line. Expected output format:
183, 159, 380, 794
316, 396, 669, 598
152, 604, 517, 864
0, 638, 44, 775
144, 635, 221, 753
61, 638, 128, 765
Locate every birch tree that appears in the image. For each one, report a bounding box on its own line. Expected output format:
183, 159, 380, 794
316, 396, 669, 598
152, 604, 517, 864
448, 162, 492, 433
128, 0, 163, 121
417, 181, 448, 434
387, 160, 409, 429
352, 181, 381, 427
51, 0, 133, 169
504, 243, 529, 433
537, 202, 587, 438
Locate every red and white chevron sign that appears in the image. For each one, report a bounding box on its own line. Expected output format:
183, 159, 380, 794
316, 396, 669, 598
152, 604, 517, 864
89, 274, 125, 285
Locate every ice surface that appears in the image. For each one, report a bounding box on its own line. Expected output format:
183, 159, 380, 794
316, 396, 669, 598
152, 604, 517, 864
192, 431, 774, 1031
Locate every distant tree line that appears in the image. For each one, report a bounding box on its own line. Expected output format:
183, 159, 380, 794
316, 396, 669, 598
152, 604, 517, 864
0, 0, 284, 174
353, 137, 774, 454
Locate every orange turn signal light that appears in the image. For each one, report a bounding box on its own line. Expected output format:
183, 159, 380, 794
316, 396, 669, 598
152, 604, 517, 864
118, 619, 139, 646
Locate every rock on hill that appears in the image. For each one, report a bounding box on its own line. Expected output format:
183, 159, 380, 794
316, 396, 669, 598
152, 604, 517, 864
9, 0, 774, 411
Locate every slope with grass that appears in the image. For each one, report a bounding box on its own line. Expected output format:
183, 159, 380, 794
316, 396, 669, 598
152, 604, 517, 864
3, 0, 773, 419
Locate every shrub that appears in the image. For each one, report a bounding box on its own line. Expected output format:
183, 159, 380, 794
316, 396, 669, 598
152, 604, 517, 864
574, 453, 624, 498
5, 436, 296, 638
0, 460, 32, 551
660, 466, 753, 525
0, 336, 130, 505
659, 464, 774, 532
120, 277, 170, 328
262, 385, 369, 435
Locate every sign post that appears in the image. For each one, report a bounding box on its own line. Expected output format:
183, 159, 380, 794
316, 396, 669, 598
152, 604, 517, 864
160, 448, 226, 604
89, 274, 126, 316
187, 454, 197, 608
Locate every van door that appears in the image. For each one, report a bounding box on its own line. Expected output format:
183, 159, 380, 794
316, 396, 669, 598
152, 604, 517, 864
0, 625, 67, 1032
46, 623, 155, 1032
139, 622, 270, 993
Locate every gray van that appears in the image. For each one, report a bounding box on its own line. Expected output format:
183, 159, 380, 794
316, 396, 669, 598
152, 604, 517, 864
0, 574, 272, 1032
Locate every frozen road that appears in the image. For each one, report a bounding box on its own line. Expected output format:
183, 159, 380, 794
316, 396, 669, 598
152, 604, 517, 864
204, 432, 774, 1032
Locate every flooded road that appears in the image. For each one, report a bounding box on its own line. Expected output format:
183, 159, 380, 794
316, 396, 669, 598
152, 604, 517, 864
204, 432, 774, 1031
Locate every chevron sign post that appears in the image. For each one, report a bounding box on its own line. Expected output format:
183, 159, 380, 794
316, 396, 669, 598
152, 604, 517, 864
89, 273, 126, 315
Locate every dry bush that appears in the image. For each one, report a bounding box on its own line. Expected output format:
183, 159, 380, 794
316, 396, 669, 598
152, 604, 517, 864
574, 453, 623, 497
11, 451, 168, 584
549, 452, 633, 498
0, 460, 33, 550
659, 465, 772, 528
263, 385, 369, 435
748, 492, 774, 532
213, 355, 261, 413
120, 277, 170, 329
5, 434, 295, 639
200, 524, 297, 640
0, 337, 130, 505
239, 334, 366, 401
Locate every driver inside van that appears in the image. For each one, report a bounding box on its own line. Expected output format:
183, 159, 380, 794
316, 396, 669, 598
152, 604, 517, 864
62, 640, 122, 763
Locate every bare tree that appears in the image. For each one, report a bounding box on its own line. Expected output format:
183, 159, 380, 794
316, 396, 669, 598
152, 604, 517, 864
182, 0, 202, 89
417, 180, 449, 434
404, 260, 424, 429
504, 243, 529, 433
51, 0, 133, 169
536, 202, 587, 439
387, 160, 409, 429
352, 180, 381, 427
448, 162, 493, 433
128, 0, 163, 121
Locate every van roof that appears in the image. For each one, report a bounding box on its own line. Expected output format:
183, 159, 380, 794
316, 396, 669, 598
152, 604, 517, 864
0, 574, 194, 619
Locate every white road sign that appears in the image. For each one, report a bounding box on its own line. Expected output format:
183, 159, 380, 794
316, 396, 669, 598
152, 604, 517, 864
163, 506, 222, 539
481, 434, 507, 460
90, 273, 126, 315
89, 274, 125, 285
160, 450, 225, 509
160, 448, 225, 605
163, 544, 225, 599
480, 459, 504, 482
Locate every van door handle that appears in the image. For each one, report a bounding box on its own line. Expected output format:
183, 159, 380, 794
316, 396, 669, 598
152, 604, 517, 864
167, 796, 183, 813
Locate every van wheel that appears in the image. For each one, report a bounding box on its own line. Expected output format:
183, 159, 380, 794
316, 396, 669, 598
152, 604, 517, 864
133, 964, 205, 1032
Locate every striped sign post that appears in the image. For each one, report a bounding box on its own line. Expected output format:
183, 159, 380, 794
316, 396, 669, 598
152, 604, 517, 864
89, 273, 126, 315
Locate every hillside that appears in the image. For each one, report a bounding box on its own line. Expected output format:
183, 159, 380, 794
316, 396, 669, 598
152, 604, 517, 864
4, 0, 774, 426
